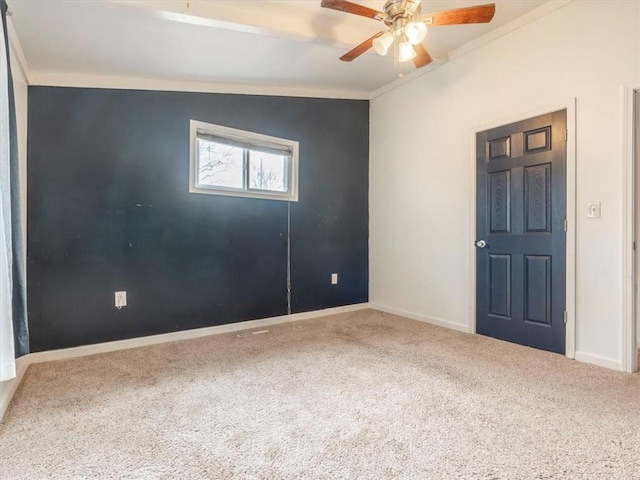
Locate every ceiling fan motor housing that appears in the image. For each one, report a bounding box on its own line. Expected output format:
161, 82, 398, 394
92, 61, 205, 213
382, 0, 422, 27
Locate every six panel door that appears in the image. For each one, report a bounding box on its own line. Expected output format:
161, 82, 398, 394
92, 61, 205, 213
476, 110, 567, 354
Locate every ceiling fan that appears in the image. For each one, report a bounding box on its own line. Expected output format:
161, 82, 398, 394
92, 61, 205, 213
321, 0, 496, 73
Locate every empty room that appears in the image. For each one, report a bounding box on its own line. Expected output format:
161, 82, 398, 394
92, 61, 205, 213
1, 0, 640, 478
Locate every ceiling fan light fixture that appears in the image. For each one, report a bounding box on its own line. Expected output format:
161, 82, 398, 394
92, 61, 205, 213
397, 35, 416, 63
405, 21, 427, 45
373, 31, 394, 56
322, 0, 496, 73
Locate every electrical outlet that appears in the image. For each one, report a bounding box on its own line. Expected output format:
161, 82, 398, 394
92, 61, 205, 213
331, 273, 338, 285
115, 291, 127, 308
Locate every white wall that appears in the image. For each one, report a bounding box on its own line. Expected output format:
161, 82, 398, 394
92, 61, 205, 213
370, 0, 640, 369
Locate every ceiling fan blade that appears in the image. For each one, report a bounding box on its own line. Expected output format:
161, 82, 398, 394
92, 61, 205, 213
321, 0, 386, 21
412, 44, 433, 69
340, 31, 384, 62
422, 3, 496, 26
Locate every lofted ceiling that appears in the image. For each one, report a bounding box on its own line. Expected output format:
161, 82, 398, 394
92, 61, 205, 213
8, 0, 550, 97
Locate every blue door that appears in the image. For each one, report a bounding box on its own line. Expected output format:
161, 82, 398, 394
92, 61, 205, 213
476, 110, 567, 354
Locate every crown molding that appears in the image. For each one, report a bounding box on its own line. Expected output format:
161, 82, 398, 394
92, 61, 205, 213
369, 59, 446, 100
29, 71, 371, 100
370, 0, 576, 100
448, 0, 575, 62
6, 15, 31, 83
10, 1, 578, 101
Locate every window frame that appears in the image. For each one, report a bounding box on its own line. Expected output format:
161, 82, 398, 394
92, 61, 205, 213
189, 120, 299, 202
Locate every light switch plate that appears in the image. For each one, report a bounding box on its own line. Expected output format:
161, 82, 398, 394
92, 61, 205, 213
587, 202, 601, 219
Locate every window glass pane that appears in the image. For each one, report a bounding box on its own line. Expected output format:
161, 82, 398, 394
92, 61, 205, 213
249, 150, 287, 192
190, 120, 298, 201
197, 138, 244, 189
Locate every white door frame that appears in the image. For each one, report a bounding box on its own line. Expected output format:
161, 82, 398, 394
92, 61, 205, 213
622, 83, 640, 373
468, 98, 577, 359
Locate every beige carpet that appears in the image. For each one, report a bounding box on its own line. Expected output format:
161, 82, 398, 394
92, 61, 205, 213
1, 309, 639, 479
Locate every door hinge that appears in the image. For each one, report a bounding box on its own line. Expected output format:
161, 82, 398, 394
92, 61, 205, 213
563, 310, 568, 324
565, 129, 568, 142
564, 218, 568, 232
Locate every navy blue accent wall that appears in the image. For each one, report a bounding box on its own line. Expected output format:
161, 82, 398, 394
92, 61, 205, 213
27, 87, 369, 352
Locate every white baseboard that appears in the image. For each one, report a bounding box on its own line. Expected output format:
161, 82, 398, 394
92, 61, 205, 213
2, 303, 628, 422
0, 303, 369, 421
370, 305, 629, 372
0, 355, 30, 422
574, 351, 623, 372
369, 303, 470, 333
28, 303, 369, 365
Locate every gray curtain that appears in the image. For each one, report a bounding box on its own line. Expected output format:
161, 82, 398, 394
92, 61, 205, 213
2, 0, 28, 357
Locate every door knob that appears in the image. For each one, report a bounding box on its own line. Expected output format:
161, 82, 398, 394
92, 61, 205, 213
474, 240, 487, 249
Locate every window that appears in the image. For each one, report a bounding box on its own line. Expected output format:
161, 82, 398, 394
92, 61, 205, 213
190, 120, 298, 202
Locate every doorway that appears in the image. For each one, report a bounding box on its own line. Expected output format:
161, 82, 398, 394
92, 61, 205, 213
475, 110, 567, 354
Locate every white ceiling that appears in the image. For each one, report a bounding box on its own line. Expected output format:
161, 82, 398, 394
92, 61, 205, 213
8, 0, 550, 97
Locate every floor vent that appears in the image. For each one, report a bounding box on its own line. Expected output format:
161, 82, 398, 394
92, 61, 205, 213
236, 329, 270, 338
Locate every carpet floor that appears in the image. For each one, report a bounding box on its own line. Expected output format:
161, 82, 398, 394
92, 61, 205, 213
1, 309, 639, 479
